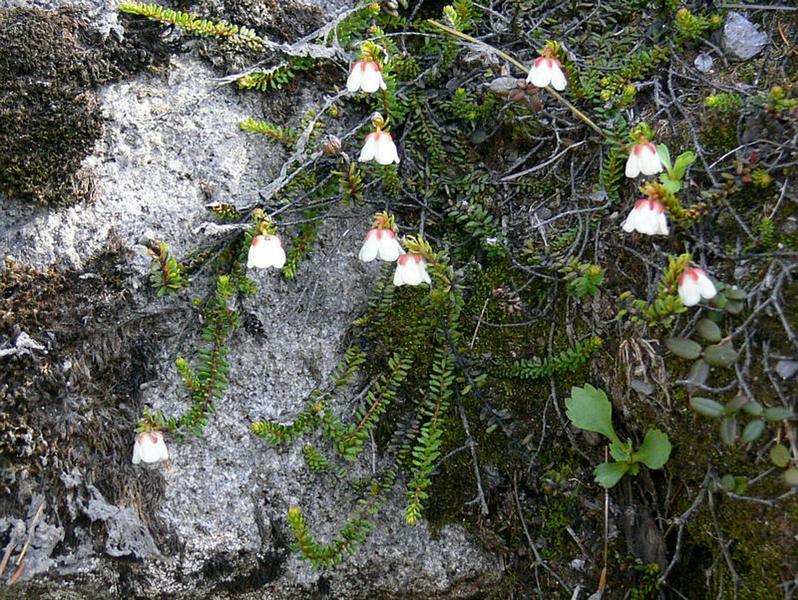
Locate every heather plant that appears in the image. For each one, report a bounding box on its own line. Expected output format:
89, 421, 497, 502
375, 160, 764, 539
115, 0, 798, 596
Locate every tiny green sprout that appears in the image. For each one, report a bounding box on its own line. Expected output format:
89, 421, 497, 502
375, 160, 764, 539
656, 144, 696, 194
148, 240, 185, 297
566, 384, 672, 488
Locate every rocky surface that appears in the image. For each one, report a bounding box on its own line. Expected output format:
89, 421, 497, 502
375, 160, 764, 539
0, 1, 503, 597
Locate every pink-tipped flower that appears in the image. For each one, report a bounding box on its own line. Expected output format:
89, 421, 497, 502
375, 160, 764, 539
526, 57, 567, 91
359, 228, 404, 262
359, 130, 400, 165
678, 268, 717, 307
393, 253, 431, 287
247, 234, 286, 269
346, 61, 387, 94
625, 142, 663, 178
622, 199, 669, 236
132, 430, 169, 465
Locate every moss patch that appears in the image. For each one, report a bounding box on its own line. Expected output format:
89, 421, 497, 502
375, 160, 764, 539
0, 7, 173, 205
0, 236, 168, 543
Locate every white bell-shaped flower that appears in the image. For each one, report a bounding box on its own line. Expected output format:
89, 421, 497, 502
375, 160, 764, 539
625, 142, 663, 178
526, 57, 567, 91
393, 253, 431, 286
678, 267, 717, 307
359, 131, 400, 165
346, 60, 387, 94
622, 199, 669, 236
132, 431, 169, 465
247, 234, 286, 269
359, 228, 404, 262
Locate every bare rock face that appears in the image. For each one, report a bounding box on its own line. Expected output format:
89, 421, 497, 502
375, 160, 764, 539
0, 1, 503, 597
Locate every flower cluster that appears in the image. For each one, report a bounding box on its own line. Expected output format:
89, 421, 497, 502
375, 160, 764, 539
358, 212, 432, 287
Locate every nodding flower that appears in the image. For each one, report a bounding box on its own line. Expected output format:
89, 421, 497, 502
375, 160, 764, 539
625, 142, 663, 178
359, 130, 400, 165
393, 253, 431, 287
678, 267, 717, 307
526, 56, 567, 91
346, 61, 387, 94
132, 430, 169, 465
621, 199, 669, 236
247, 234, 286, 270
359, 227, 404, 263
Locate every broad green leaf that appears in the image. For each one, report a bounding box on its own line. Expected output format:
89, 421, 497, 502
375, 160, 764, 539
764, 407, 795, 422
741, 420, 765, 443
719, 416, 737, 446
657, 144, 673, 172
769, 444, 790, 468
704, 343, 738, 368
666, 337, 702, 360
594, 462, 629, 488
634, 429, 672, 469
672, 150, 696, 180
661, 178, 682, 194
565, 384, 620, 445
690, 396, 725, 418
696, 318, 722, 343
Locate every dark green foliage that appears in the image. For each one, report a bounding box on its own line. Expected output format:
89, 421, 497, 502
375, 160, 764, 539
405, 344, 455, 524
322, 350, 413, 462
240, 117, 298, 147
119, 1, 263, 48
251, 346, 366, 444
282, 211, 320, 280
236, 58, 314, 92
148, 240, 185, 297
493, 336, 603, 381
173, 275, 239, 435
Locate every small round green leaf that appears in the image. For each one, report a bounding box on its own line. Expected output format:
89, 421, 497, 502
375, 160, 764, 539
784, 468, 798, 487
687, 359, 710, 389
719, 474, 736, 492
764, 407, 795, 422
690, 397, 725, 418
696, 318, 722, 343
704, 344, 738, 368
725, 300, 744, 315
725, 395, 749, 414
719, 417, 737, 446
769, 444, 790, 468
741, 420, 765, 443
725, 286, 746, 301
666, 337, 702, 360
742, 400, 763, 417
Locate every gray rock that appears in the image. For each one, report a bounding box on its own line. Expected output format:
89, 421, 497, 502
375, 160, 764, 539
776, 360, 798, 380
0, 2, 503, 598
723, 12, 768, 60
694, 52, 714, 73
